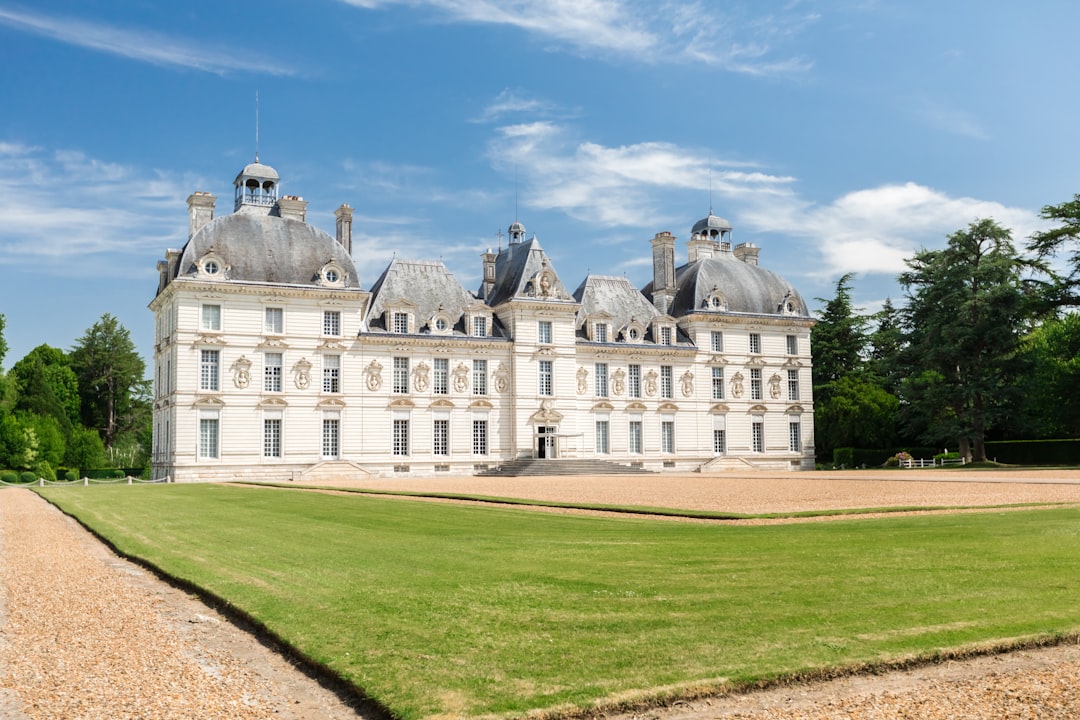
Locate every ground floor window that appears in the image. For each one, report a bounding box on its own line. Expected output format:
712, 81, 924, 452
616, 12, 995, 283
433, 419, 449, 456
661, 420, 674, 454
472, 419, 488, 455
713, 428, 726, 455
199, 418, 219, 459
789, 419, 801, 453
393, 419, 409, 456
322, 418, 340, 459
752, 419, 764, 453
595, 419, 609, 454
628, 420, 642, 454
263, 418, 281, 458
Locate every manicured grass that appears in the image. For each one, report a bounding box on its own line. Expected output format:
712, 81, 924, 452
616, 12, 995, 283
38, 484, 1080, 720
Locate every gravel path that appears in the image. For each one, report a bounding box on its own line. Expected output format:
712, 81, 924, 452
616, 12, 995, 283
3, 472, 1080, 719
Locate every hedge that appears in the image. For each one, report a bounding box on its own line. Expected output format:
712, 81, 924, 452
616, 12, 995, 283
832, 447, 940, 468
984, 439, 1080, 466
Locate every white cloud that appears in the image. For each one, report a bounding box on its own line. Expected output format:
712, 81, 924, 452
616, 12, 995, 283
0, 7, 297, 76
471, 88, 576, 123
914, 100, 990, 141
339, 0, 813, 74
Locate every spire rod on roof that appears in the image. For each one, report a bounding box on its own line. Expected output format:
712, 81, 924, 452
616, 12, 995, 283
708, 161, 713, 215
255, 91, 260, 163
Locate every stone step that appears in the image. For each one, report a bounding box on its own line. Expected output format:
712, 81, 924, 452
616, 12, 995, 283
477, 458, 656, 477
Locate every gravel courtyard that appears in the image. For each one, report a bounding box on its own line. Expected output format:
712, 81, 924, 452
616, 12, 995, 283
2, 469, 1080, 719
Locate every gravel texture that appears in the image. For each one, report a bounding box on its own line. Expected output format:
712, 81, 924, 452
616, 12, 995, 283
3, 470, 1080, 720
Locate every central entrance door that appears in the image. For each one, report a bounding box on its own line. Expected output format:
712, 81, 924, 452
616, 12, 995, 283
536, 426, 557, 459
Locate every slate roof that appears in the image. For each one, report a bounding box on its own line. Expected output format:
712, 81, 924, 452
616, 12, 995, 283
650, 252, 810, 318
176, 213, 360, 287
480, 237, 575, 307
573, 275, 660, 336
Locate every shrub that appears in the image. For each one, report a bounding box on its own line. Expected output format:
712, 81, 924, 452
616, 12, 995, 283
0, 470, 17, 484
18, 471, 36, 484
984, 439, 1080, 466
84, 468, 125, 480
833, 448, 855, 468
32, 461, 56, 482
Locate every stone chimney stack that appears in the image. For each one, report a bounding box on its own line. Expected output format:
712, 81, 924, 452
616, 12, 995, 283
278, 195, 308, 223
687, 232, 715, 263
335, 204, 354, 254
734, 242, 760, 266
650, 231, 677, 315
480, 248, 498, 301
187, 192, 216, 239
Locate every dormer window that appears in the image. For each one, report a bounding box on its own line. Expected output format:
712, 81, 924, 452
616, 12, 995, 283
318, 262, 345, 287
622, 320, 645, 344
660, 326, 673, 346
196, 252, 226, 280
594, 323, 609, 343
393, 312, 409, 334
472, 316, 488, 337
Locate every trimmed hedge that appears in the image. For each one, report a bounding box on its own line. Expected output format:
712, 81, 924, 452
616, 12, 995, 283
0, 470, 18, 483
83, 468, 126, 480
18, 471, 36, 484
985, 439, 1080, 466
832, 447, 939, 468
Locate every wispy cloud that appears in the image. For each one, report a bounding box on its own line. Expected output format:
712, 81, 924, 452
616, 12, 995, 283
471, 88, 578, 124
913, 100, 990, 141
339, 0, 814, 74
0, 6, 297, 76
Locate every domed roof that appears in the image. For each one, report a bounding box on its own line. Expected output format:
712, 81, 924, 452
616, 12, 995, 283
176, 213, 359, 287
234, 161, 280, 183
691, 213, 732, 235
665, 254, 809, 318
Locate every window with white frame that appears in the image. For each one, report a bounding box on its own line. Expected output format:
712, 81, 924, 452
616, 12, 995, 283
538, 320, 552, 344
595, 419, 610, 454
323, 355, 341, 393
789, 419, 801, 452
538, 360, 553, 396
472, 419, 488, 455
264, 352, 282, 392
433, 419, 449, 456
263, 418, 282, 458
628, 420, 642, 454
752, 418, 764, 452
323, 310, 341, 336
628, 364, 641, 398
201, 304, 221, 331
661, 420, 675, 453
322, 418, 340, 458
200, 350, 220, 391
749, 332, 762, 354
473, 359, 487, 395
788, 369, 800, 401
392, 312, 409, 334
472, 316, 488, 337
750, 367, 762, 400
660, 326, 673, 345
660, 365, 673, 399
199, 417, 219, 459
712, 367, 724, 400
265, 307, 283, 334
595, 362, 608, 397
714, 428, 726, 455
711, 331, 724, 353
393, 419, 409, 456
786, 334, 798, 355
595, 323, 609, 343
433, 358, 448, 395
393, 357, 409, 394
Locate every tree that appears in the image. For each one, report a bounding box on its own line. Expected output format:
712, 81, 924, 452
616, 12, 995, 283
866, 298, 905, 396
69, 314, 147, 448
811, 273, 869, 388
898, 219, 1032, 462
10, 345, 80, 431
1016, 313, 1080, 438
1028, 195, 1080, 308
814, 375, 900, 454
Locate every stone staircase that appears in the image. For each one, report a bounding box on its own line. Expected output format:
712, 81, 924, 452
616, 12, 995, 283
477, 457, 656, 477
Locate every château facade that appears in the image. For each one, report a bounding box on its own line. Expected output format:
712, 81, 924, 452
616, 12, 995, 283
150, 159, 815, 481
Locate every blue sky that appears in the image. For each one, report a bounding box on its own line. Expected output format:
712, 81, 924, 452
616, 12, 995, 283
1, 1, 1076, 370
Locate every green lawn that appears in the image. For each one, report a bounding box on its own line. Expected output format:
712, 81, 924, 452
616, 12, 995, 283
36, 484, 1080, 720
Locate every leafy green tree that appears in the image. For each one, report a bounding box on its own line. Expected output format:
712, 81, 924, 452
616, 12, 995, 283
0, 313, 8, 369
814, 375, 900, 454
811, 273, 869, 388
1028, 195, 1080, 308
1016, 313, 1080, 438
898, 219, 1032, 461
10, 345, 80, 431
867, 298, 905, 396
0, 413, 35, 470
65, 425, 106, 473
69, 314, 147, 448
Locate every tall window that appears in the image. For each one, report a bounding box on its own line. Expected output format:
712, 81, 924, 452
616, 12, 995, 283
628, 420, 642, 454
199, 418, 219, 459
323, 310, 341, 336
472, 316, 488, 337
628, 364, 641, 398
263, 418, 282, 458
393, 419, 409, 456
264, 352, 282, 392
433, 419, 449, 456
752, 419, 764, 453
750, 368, 762, 400
433, 358, 448, 395
538, 320, 553, 344
322, 418, 339, 458
201, 304, 221, 331
789, 420, 801, 452
595, 362, 608, 397
660, 365, 673, 399
200, 350, 219, 391
711, 331, 724, 353
538, 360, 553, 396
265, 307, 283, 334
323, 355, 340, 393
713, 429, 726, 455
393, 357, 409, 394
392, 312, 409, 334
660, 326, 673, 345
595, 323, 608, 343
711, 367, 724, 400
788, 369, 800, 401
473, 359, 487, 395
661, 420, 675, 453
749, 332, 762, 354
472, 419, 488, 455
786, 334, 798, 355
595, 420, 610, 454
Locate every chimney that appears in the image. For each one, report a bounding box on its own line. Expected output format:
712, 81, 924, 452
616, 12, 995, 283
733, 242, 760, 266
650, 231, 676, 315
481, 248, 498, 300
187, 192, 216, 239
687, 232, 714, 263
335, 204, 354, 254
278, 195, 307, 222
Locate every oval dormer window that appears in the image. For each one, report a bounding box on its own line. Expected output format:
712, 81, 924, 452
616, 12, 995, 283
325, 268, 339, 283
435, 318, 448, 331
628, 327, 639, 340
204, 260, 220, 275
